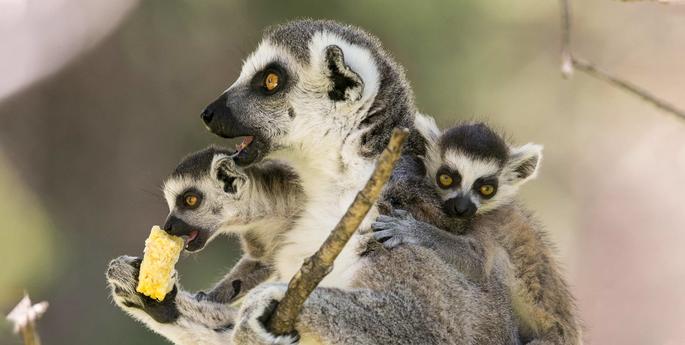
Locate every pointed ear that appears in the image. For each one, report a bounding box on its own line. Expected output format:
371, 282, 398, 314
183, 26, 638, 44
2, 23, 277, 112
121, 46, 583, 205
214, 155, 247, 194
324, 45, 364, 102
505, 143, 543, 185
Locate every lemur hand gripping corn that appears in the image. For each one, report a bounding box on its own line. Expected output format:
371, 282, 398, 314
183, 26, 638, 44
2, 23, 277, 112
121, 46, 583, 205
136, 226, 184, 301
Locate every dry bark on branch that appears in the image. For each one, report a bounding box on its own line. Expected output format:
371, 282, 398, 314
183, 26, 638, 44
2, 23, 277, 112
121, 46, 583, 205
267, 127, 410, 335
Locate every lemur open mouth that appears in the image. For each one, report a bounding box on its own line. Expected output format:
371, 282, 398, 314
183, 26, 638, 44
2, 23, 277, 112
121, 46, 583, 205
184, 230, 199, 247
232, 135, 267, 166
182, 229, 209, 252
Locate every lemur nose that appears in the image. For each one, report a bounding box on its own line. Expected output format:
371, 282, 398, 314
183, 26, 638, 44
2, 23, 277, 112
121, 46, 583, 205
454, 204, 476, 218
201, 107, 214, 125
444, 196, 477, 218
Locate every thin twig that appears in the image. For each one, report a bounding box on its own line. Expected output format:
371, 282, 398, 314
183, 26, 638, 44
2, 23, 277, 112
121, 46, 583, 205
267, 127, 410, 336
558, 0, 685, 120
572, 57, 685, 119
559, 0, 574, 78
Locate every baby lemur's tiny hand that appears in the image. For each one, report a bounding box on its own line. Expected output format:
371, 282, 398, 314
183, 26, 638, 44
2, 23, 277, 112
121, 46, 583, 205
372, 209, 487, 283
371, 209, 444, 249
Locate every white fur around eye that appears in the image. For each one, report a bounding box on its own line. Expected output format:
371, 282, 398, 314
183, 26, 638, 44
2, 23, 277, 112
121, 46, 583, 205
441, 149, 501, 192
236, 41, 300, 87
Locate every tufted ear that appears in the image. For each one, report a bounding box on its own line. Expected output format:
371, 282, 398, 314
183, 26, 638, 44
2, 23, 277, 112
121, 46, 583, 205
504, 143, 543, 186
214, 155, 247, 194
324, 45, 364, 102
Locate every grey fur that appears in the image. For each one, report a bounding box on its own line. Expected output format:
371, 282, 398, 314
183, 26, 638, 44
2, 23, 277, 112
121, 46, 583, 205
107, 143, 523, 345
202, 257, 272, 304
107, 147, 306, 344
371, 209, 486, 284
374, 123, 583, 345
167, 152, 306, 302
265, 19, 425, 156
232, 243, 519, 345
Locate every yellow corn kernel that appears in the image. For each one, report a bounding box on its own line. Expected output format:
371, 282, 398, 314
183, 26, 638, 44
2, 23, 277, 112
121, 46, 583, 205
136, 226, 184, 301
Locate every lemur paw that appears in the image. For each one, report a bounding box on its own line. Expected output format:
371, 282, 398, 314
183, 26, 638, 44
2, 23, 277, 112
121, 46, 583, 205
232, 283, 300, 345
194, 279, 243, 304
197, 279, 243, 304
371, 209, 424, 249
106, 255, 180, 323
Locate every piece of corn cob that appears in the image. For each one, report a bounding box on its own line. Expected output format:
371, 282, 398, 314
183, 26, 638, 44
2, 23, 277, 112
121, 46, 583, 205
136, 226, 184, 301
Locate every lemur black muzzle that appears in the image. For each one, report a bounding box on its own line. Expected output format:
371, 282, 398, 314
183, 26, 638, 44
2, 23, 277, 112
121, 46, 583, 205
444, 195, 477, 218
201, 92, 269, 166
163, 215, 209, 252
201, 93, 248, 138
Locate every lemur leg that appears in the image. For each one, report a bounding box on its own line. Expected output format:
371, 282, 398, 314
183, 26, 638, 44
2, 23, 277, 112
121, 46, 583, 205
198, 255, 273, 304
106, 256, 237, 345
371, 209, 486, 283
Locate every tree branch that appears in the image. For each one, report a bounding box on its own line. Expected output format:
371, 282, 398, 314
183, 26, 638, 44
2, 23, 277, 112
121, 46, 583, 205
267, 127, 410, 335
558, 0, 685, 120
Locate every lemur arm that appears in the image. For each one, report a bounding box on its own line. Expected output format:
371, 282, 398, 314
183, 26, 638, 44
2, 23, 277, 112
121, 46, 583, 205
371, 210, 486, 284
107, 256, 237, 345
198, 255, 273, 304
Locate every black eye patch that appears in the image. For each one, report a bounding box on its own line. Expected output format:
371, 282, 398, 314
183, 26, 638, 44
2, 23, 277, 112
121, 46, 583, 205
176, 188, 203, 210
474, 176, 498, 188
473, 176, 499, 199
251, 62, 289, 96
436, 165, 462, 189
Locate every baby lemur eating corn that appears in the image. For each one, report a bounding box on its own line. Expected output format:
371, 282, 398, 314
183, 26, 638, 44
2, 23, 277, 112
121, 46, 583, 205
107, 146, 304, 344
160, 146, 305, 303
373, 122, 582, 345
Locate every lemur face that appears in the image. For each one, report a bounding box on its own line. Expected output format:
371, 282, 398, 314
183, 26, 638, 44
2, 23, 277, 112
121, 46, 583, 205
201, 20, 387, 165
427, 123, 542, 218
161, 147, 252, 252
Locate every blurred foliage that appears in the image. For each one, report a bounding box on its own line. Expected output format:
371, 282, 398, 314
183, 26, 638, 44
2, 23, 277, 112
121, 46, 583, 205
0, 153, 59, 307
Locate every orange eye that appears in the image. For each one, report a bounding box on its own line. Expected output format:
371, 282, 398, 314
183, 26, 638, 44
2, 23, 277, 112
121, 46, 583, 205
438, 174, 453, 187
184, 194, 199, 208
479, 184, 495, 197
264, 72, 280, 91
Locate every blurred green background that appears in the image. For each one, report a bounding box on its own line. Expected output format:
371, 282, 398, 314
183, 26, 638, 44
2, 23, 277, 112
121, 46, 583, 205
1, 1, 684, 344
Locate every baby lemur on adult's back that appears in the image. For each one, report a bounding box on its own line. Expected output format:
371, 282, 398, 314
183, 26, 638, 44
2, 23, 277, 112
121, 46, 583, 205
374, 122, 582, 345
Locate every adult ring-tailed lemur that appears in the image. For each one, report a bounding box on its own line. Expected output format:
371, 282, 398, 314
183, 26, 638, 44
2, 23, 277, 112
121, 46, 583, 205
199, 19, 520, 345
108, 19, 528, 345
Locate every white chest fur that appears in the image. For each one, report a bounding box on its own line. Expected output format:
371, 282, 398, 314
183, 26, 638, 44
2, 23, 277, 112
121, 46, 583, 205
271, 147, 378, 288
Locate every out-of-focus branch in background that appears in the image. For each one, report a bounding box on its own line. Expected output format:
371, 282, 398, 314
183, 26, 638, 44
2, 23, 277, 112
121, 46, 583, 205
559, 0, 685, 120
